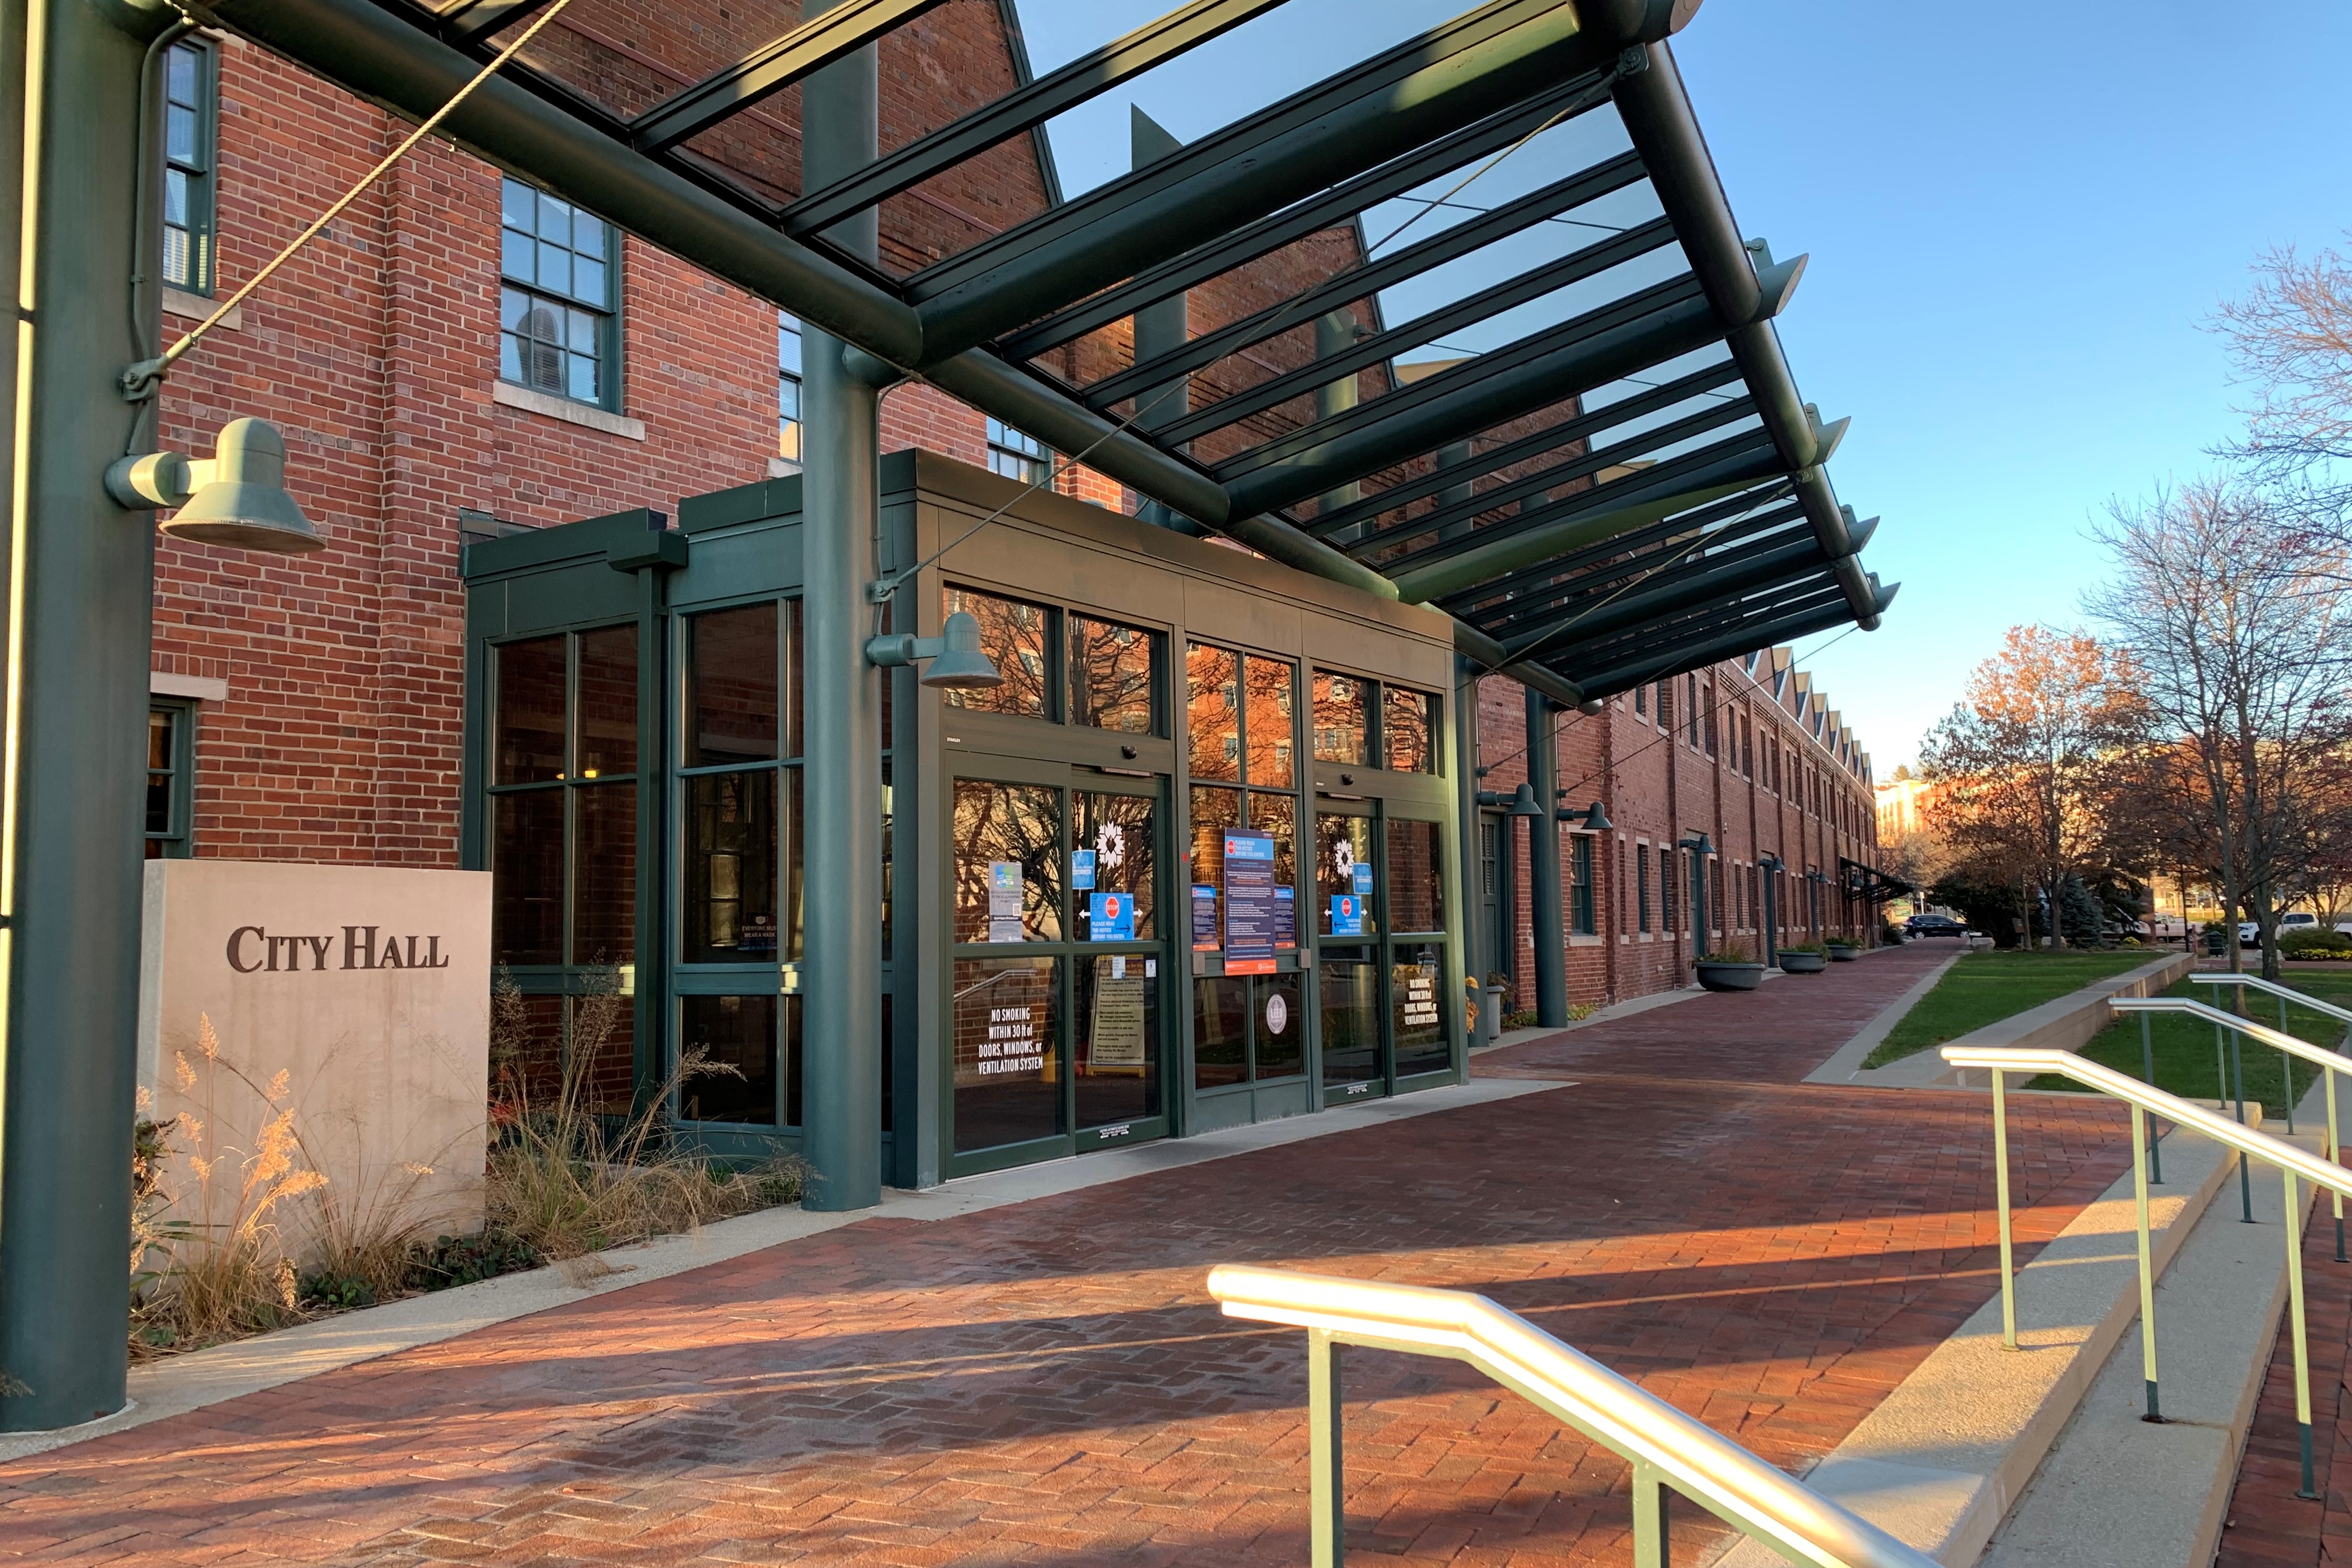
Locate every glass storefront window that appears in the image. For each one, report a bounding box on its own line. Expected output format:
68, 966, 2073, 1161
1185, 642, 1239, 782
1386, 818, 1443, 933
1070, 617, 1160, 734
1244, 656, 1295, 787
1189, 783, 1239, 898
495, 635, 566, 783
1074, 791, 1154, 941
1077, 954, 1159, 1127
1311, 671, 1368, 765
576, 624, 636, 777
1383, 687, 1433, 773
684, 771, 779, 962
687, 603, 779, 766
679, 993, 780, 1124
492, 788, 563, 964
952, 780, 1063, 943
1192, 975, 1248, 1089
953, 956, 1061, 1152
1315, 813, 1376, 936
1391, 943, 1448, 1077
572, 780, 636, 963
1318, 953, 1381, 1083
946, 586, 1054, 718
1256, 970, 1304, 1079
1247, 793, 1297, 947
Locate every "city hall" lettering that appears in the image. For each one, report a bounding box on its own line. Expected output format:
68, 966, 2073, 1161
224, 925, 453, 974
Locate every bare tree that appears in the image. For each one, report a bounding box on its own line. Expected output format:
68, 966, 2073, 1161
2213, 236, 2352, 505
1919, 627, 2141, 950
2088, 480, 2352, 978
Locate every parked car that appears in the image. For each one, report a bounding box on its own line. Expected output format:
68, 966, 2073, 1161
1903, 914, 1975, 940
2244, 913, 2321, 946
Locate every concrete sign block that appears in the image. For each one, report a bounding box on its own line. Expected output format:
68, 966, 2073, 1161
136, 861, 492, 1268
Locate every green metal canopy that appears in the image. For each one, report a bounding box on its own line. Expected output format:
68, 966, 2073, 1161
220, 0, 1892, 702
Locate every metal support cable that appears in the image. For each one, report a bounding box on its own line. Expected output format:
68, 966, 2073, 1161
118, 0, 584, 401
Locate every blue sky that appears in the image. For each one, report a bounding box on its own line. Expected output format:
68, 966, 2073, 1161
1013, 1, 2352, 768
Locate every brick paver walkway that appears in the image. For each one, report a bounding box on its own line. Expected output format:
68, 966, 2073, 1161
2216, 1201, 2352, 1567
0, 944, 2138, 1566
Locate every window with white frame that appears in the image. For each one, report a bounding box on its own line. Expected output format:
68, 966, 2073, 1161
986, 418, 1050, 485
778, 314, 803, 466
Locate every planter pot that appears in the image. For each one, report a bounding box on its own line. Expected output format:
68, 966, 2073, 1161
1778, 951, 1827, 974
1968, 936, 1997, 953
1825, 943, 1861, 962
1695, 961, 1766, 992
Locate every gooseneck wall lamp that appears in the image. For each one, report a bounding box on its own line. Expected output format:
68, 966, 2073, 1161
1474, 782, 1545, 817
865, 609, 1004, 690
1561, 799, 1611, 831
105, 417, 324, 554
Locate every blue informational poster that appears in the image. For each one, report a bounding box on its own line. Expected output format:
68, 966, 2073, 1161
1275, 886, 1296, 950
1088, 891, 1134, 941
1224, 831, 1276, 973
1072, 848, 1096, 890
1329, 894, 1364, 936
1192, 884, 1220, 951
1352, 861, 1374, 896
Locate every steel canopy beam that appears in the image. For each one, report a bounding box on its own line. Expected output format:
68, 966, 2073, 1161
1485, 508, 1873, 634
1566, 579, 1897, 698
1562, 580, 1849, 682
1222, 256, 1800, 518
630, 0, 954, 155
1146, 218, 1679, 446
436, 0, 558, 49
995, 79, 1612, 363
787, 0, 1299, 237
1082, 155, 1652, 412
907, 0, 1692, 363
1304, 357, 1744, 540
1502, 538, 1842, 657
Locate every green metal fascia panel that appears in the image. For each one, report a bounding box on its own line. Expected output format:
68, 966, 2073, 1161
224, 0, 926, 365
501, 564, 640, 631
1338, 396, 1760, 559
1146, 217, 1679, 446
630, 0, 954, 154
459, 509, 665, 579
785, 0, 1298, 236
1304, 358, 1744, 540
678, 474, 804, 533
995, 78, 1612, 363
1082, 153, 1651, 411
907, 0, 1626, 362
1218, 279, 1726, 516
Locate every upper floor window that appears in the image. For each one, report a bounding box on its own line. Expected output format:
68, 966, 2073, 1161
986, 419, 1051, 486
500, 177, 618, 408
778, 314, 802, 466
944, 585, 1166, 736
161, 40, 217, 295
146, 701, 196, 859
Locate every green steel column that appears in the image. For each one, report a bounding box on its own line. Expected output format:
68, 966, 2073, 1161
0, 0, 173, 1429
1312, 310, 1360, 522
1129, 108, 1198, 535
1525, 687, 1565, 1027
1453, 656, 1483, 1046
798, 2, 883, 1212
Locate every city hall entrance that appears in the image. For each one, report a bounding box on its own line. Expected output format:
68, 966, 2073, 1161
463, 452, 1467, 1189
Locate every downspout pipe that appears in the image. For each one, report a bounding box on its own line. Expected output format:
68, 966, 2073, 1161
1611, 40, 1881, 626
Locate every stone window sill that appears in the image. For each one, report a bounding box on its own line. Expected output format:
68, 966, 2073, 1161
163, 288, 237, 330
492, 380, 646, 441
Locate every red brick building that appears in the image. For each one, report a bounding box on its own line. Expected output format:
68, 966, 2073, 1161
144, 7, 1880, 1019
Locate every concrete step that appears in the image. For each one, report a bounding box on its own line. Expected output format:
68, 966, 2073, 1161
1715, 1098, 2245, 1566
1978, 1128, 2323, 1568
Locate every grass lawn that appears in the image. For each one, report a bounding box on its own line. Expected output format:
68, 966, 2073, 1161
2035, 968, 2352, 1108
1860, 950, 2163, 1069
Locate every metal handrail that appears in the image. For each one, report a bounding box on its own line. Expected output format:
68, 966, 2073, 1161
2111, 995, 2346, 1248
1208, 1264, 1937, 1568
2188, 970, 2352, 1026
1941, 1042, 2347, 1500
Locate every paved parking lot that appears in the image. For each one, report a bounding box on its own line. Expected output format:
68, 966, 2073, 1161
0, 945, 2137, 1566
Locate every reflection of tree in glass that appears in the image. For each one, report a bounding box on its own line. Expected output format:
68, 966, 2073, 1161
1070, 617, 1157, 733
1312, 671, 1367, 765
1384, 687, 1430, 772
1244, 657, 1296, 786
1186, 643, 1239, 781
944, 588, 1051, 718
1075, 792, 1155, 938
951, 780, 1063, 942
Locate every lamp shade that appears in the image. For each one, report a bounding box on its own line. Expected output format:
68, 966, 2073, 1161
919, 610, 1003, 690
159, 418, 324, 554
1506, 782, 1544, 818
1576, 800, 1612, 832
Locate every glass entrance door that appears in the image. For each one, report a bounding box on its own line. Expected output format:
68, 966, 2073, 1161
949, 774, 1168, 1174
1313, 803, 1457, 1102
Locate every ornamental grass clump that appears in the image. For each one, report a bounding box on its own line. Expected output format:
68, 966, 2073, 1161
1696, 944, 1755, 965
484, 973, 806, 1264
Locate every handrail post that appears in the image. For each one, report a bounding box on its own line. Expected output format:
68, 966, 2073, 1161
2286, 1170, 2318, 1499
1309, 1328, 1345, 1567
1632, 1459, 1671, 1568
2140, 1013, 2162, 1184
1993, 1067, 2017, 1350
2331, 1050, 2346, 1264
2280, 994, 2297, 1136
2133, 1104, 2161, 1423
2231, 1022, 2254, 1223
